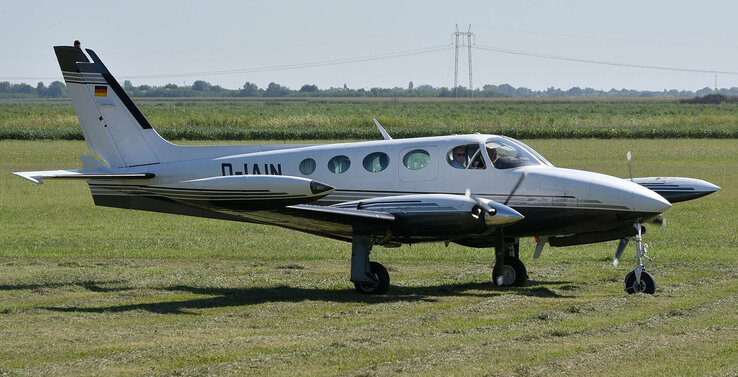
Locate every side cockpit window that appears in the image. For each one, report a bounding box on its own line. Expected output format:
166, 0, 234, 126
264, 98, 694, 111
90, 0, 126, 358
447, 143, 485, 169
486, 137, 542, 169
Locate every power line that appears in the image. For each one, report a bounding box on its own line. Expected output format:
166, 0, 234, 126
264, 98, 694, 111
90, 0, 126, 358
473, 44, 738, 75
0, 44, 452, 81
474, 25, 738, 50
120, 44, 453, 80
0, 75, 58, 80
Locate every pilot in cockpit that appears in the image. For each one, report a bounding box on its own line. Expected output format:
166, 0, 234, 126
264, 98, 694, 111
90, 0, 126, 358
487, 146, 498, 167
450, 146, 467, 169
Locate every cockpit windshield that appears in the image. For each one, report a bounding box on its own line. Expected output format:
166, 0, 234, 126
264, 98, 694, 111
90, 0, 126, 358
485, 137, 548, 169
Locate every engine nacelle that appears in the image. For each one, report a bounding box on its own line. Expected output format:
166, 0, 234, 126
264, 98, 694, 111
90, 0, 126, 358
150, 175, 334, 210
632, 177, 720, 203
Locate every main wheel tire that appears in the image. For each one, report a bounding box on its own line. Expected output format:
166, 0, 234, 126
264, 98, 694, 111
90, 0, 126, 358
509, 258, 528, 287
493, 258, 527, 287
624, 269, 656, 294
354, 261, 390, 295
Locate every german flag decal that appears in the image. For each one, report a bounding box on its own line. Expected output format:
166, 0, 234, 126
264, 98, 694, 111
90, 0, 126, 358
94, 85, 107, 97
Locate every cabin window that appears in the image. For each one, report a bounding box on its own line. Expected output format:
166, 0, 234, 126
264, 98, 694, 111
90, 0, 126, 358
327, 155, 351, 174
447, 143, 485, 169
402, 149, 430, 170
362, 152, 389, 173
299, 158, 316, 175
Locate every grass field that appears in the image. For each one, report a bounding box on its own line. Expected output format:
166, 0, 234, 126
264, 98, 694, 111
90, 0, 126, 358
2, 98, 738, 139
0, 139, 736, 376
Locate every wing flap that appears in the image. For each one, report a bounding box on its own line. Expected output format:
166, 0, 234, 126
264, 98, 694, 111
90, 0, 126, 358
288, 204, 396, 221
231, 205, 397, 241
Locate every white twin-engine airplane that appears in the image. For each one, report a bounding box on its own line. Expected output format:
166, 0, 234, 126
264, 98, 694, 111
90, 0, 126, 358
15, 43, 720, 295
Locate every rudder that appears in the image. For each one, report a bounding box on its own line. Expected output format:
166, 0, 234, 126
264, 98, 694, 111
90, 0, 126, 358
55, 43, 172, 168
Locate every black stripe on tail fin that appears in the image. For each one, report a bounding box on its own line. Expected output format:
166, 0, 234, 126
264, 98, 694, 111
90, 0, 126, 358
54, 46, 153, 130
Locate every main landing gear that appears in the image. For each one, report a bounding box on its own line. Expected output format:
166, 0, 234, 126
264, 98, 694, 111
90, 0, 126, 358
350, 232, 529, 294
350, 235, 390, 294
493, 233, 528, 287
623, 222, 657, 294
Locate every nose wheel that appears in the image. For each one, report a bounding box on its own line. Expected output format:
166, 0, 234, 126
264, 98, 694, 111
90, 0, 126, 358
622, 222, 656, 294
624, 269, 656, 294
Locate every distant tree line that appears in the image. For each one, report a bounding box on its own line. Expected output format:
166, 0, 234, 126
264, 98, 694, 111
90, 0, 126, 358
0, 81, 67, 99
679, 93, 738, 104
3, 79, 738, 100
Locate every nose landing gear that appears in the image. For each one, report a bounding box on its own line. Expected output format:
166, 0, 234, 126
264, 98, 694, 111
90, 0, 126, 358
623, 222, 657, 294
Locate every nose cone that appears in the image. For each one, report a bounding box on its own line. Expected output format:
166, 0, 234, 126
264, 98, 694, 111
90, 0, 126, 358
632, 185, 672, 214
484, 202, 525, 226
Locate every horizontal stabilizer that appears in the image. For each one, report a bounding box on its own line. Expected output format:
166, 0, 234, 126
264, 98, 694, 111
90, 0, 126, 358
13, 170, 154, 184
14, 155, 154, 184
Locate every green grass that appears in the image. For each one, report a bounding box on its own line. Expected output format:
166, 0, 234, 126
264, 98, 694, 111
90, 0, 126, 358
2, 98, 738, 139
0, 139, 736, 376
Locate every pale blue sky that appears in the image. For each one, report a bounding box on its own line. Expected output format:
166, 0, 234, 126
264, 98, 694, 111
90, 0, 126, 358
2, 0, 738, 91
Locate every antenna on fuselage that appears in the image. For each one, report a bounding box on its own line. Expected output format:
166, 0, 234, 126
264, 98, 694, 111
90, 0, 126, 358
627, 151, 633, 181
373, 118, 392, 140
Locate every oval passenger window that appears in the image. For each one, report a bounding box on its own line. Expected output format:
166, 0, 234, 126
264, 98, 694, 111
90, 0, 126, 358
402, 149, 430, 170
362, 152, 389, 173
327, 155, 351, 174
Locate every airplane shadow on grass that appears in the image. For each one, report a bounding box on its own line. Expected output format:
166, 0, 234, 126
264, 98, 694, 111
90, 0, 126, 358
39, 280, 573, 315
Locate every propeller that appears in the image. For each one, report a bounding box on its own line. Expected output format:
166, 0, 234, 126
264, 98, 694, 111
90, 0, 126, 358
466, 188, 496, 216
613, 237, 629, 267
465, 188, 524, 226
504, 170, 527, 206
617, 150, 633, 267
651, 213, 666, 227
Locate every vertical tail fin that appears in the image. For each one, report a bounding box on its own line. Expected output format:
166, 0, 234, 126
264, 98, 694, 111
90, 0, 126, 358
55, 44, 173, 168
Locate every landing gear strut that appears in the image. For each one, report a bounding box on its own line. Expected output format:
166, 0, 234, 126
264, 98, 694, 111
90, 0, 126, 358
624, 222, 656, 294
493, 233, 528, 287
351, 235, 390, 294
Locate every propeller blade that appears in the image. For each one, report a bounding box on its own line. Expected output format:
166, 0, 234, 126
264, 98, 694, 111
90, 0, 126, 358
504, 171, 527, 206
469, 191, 495, 215
465, 189, 523, 226
649, 213, 666, 227
613, 237, 629, 267
627, 151, 633, 181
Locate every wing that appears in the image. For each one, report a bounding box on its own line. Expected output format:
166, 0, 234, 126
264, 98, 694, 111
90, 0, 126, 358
233, 194, 525, 244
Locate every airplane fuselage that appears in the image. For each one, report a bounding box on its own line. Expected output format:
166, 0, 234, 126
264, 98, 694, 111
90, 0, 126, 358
90, 133, 671, 244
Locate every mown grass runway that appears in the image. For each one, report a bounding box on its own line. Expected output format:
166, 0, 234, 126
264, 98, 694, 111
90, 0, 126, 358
0, 139, 736, 376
